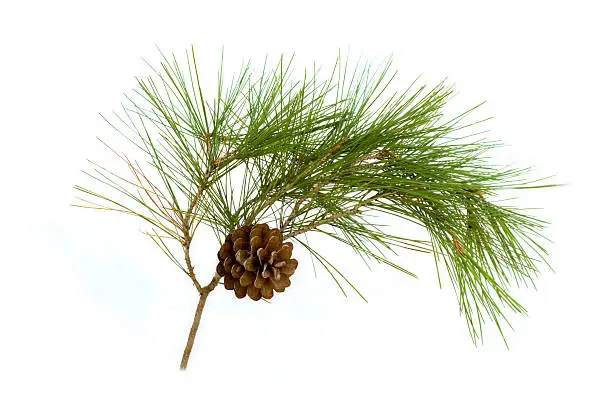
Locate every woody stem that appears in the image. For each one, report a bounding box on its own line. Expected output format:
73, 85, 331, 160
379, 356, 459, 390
178, 151, 231, 370
180, 273, 221, 370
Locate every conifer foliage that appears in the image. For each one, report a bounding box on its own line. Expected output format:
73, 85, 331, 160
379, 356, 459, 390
75, 48, 553, 369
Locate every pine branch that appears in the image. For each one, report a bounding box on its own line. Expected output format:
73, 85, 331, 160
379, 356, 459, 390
75, 48, 555, 368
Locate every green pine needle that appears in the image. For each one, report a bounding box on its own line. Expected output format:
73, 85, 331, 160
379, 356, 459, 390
74, 47, 554, 345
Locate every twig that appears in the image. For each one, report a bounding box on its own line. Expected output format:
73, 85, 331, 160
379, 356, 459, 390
184, 150, 233, 227
179, 151, 233, 292
178, 148, 234, 369
281, 149, 398, 232
250, 137, 349, 223
357, 149, 399, 163
285, 193, 385, 239
281, 183, 324, 231
180, 273, 221, 370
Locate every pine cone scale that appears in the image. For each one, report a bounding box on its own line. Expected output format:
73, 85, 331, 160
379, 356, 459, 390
240, 270, 256, 287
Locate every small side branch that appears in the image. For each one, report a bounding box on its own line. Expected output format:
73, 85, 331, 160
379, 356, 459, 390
281, 183, 324, 231
248, 138, 349, 224
281, 149, 397, 233
184, 150, 233, 228
285, 193, 385, 239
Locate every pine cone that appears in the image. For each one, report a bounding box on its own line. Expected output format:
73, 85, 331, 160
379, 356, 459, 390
216, 223, 298, 300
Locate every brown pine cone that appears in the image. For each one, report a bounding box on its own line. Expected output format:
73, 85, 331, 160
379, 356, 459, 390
216, 223, 298, 300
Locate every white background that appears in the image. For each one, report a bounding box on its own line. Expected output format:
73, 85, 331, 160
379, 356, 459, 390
1, 1, 610, 406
